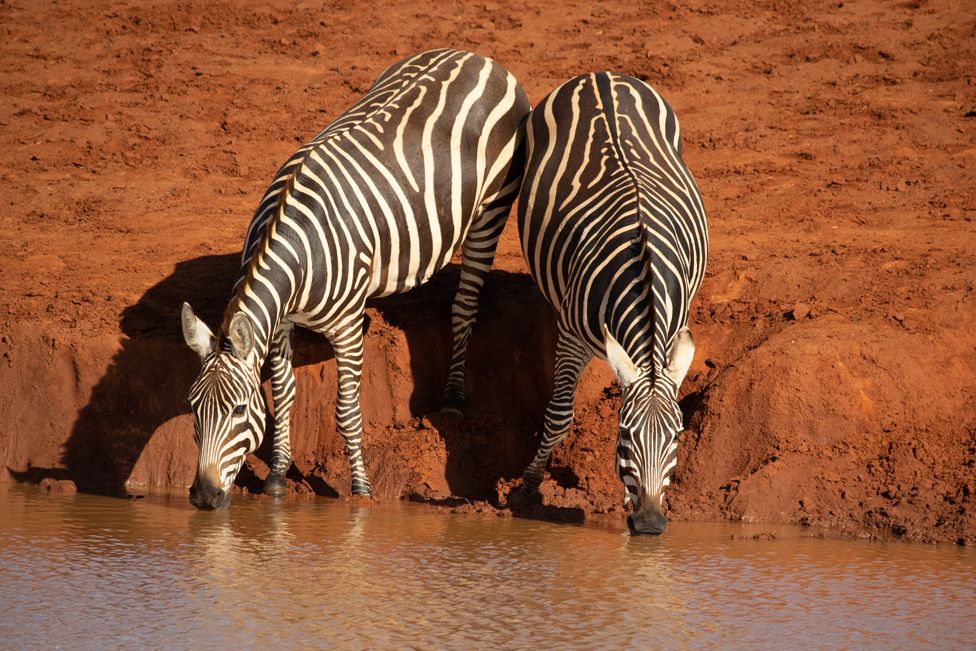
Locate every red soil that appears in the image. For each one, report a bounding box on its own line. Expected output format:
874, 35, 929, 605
1, 0, 974, 543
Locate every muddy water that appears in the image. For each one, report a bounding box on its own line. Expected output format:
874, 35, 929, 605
1, 485, 973, 649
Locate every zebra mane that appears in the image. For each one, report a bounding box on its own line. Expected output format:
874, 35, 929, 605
221, 165, 302, 338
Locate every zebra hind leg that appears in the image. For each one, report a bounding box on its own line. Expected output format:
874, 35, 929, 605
265, 322, 296, 497
521, 331, 590, 493
330, 319, 372, 496
440, 194, 513, 416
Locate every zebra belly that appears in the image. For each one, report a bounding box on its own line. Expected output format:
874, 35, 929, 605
365, 222, 464, 298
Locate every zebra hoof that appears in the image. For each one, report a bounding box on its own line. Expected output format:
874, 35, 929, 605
519, 483, 541, 499
519, 474, 543, 497
439, 395, 466, 419
505, 483, 540, 509
439, 406, 465, 419
264, 474, 287, 497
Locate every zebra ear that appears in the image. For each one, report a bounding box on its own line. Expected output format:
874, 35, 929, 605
603, 324, 640, 388
665, 327, 695, 388
227, 312, 255, 360
182, 302, 215, 360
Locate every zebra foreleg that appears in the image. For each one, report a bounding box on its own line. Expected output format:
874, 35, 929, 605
441, 201, 511, 416
330, 320, 372, 496
521, 331, 591, 492
265, 322, 296, 497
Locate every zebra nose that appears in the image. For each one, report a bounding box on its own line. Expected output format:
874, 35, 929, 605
628, 498, 668, 536
189, 481, 228, 509
207, 488, 227, 509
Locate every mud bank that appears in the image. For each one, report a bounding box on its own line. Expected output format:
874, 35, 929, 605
2, 0, 975, 543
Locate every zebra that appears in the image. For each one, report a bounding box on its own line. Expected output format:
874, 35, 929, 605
516, 72, 708, 535
181, 49, 529, 509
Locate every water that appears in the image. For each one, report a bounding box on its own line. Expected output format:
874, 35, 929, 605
1, 484, 974, 650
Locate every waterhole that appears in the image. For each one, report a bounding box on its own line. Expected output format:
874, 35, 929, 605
1, 484, 973, 648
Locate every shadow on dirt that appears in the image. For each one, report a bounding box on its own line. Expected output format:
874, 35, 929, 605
9, 253, 324, 498
372, 267, 557, 499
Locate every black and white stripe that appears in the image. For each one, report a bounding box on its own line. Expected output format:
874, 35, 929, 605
517, 72, 707, 534
182, 49, 529, 507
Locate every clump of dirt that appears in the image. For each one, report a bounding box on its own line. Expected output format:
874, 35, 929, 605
39, 478, 77, 495
1, 0, 975, 543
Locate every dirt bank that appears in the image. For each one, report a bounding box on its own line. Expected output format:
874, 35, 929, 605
1, 0, 974, 543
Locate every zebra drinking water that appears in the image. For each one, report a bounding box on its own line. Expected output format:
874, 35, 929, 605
517, 72, 708, 534
181, 49, 529, 508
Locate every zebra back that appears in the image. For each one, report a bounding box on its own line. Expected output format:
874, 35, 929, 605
224, 49, 529, 347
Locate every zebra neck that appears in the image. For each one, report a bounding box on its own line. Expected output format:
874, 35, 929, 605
221, 281, 291, 365
223, 221, 309, 363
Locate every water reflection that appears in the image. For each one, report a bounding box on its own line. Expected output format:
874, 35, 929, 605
0, 484, 974, 649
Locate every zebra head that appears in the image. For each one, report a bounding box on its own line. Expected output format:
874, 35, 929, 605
181, 302, 266, 509
603, 324, 695, 535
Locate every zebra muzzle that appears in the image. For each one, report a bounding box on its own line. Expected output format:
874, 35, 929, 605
189, 477, 229, 509
627, 495, 668, 536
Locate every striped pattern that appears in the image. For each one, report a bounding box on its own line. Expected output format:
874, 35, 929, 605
517, 72, 707, 526
184, 49, 529, 503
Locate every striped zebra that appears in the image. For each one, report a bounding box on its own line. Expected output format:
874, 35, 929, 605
181, 49, 529, 509
517, 72, 708, 534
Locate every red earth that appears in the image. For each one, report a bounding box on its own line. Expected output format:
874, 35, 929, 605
1, 0, 974, 543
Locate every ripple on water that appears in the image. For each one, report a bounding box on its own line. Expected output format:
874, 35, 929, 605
0, 485, 974, 649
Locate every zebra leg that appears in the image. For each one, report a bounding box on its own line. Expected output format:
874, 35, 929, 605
330, 320, 372, 496
265, 322, 296, 497
440, 197, 512, 416
522, 330, 591, 492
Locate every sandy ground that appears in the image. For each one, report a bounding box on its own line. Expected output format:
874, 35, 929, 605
1, 0, 974, 543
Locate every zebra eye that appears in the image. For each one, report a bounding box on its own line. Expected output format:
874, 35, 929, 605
232, 404, 247, 417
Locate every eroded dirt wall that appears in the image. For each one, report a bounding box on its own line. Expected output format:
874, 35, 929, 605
3, 282, 975, 543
